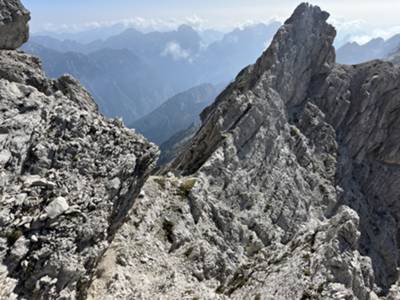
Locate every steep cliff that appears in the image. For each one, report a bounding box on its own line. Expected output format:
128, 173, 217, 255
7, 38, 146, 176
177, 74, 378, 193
0, 1, 159, 299
90, 3, 400, 300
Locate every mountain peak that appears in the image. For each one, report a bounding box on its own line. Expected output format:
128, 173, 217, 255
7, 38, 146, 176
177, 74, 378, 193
171, 3, 336, 173
163, 2, 400, 298
253, 2, 336, 85
285, 3, 330, 25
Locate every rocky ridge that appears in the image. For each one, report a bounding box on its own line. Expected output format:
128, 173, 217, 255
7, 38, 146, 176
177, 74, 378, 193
90, 3, 400, 300
0, 1, 158, 299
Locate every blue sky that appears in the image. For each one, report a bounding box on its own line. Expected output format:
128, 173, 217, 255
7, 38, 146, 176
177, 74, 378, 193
23, 0, 400, 39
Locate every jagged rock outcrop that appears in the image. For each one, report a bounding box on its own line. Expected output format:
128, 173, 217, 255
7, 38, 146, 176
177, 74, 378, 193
0, 0, 30, 50
90, 3, 400, 299
0, 1, 159, 299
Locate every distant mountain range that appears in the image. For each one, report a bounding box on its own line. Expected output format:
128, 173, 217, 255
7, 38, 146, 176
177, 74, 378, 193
336, 34, 400, 64
131, 83, 224, 145
23, 22, 281, 124
159, 122, 200, 165
192, 22, 281, 84
23, 43, 174, 121
31, 23, 142, 44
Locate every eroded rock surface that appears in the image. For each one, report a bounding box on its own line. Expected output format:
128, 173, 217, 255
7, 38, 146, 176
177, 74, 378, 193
0, 0, 30, 49
90, 3, 400, 300
0, 1, 162, 299
0, 3, 159, 297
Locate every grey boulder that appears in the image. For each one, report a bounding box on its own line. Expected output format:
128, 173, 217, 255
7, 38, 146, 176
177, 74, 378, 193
0, 0, 30, 49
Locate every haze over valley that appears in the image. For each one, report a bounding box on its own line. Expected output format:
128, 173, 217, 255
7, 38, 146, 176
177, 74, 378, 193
21, 12, 400, 146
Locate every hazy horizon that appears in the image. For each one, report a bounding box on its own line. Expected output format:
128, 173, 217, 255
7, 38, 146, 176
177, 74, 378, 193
24, 0, 400, 45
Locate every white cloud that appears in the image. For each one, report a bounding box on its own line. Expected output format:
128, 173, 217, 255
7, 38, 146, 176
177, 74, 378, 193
329, 18, 400, 46
33, 14, 285, 35
34, 15, 212, 34
32, 10, 400, 49
349, 27, 400, 45
185, 15, 208, 30
161, 42, 192, 61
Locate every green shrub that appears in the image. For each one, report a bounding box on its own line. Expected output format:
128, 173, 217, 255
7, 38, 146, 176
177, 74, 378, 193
7, 229, 23, 246
153, 176, 167, 189
178, 178, 197, 197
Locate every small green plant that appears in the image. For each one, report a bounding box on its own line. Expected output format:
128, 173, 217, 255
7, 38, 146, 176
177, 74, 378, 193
153, 176, 167, 189
178, 178, 197, 197
290, 126, 301, 137
264, 203, 272, 212
7, 229, 23, 246
303, 253, 311, 262
184, 246, 194, 257
215, 285, 225, 294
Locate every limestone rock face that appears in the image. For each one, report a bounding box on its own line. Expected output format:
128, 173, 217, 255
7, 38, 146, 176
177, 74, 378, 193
0, 2, 159, 297
0, 0, 30, 49
90, 3, 400, 300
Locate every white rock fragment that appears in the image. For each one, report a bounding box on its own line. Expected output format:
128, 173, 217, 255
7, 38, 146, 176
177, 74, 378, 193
0, 149, 11, 166
23, 175, 56, 189
10, 236, 29, 260
45, 197, 69, 219
108, 178, 121, 191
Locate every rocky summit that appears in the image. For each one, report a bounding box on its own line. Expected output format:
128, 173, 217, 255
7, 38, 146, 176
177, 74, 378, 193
0, 1, 159, 299
89, 3, 400, 300
1, 1, 400, 300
